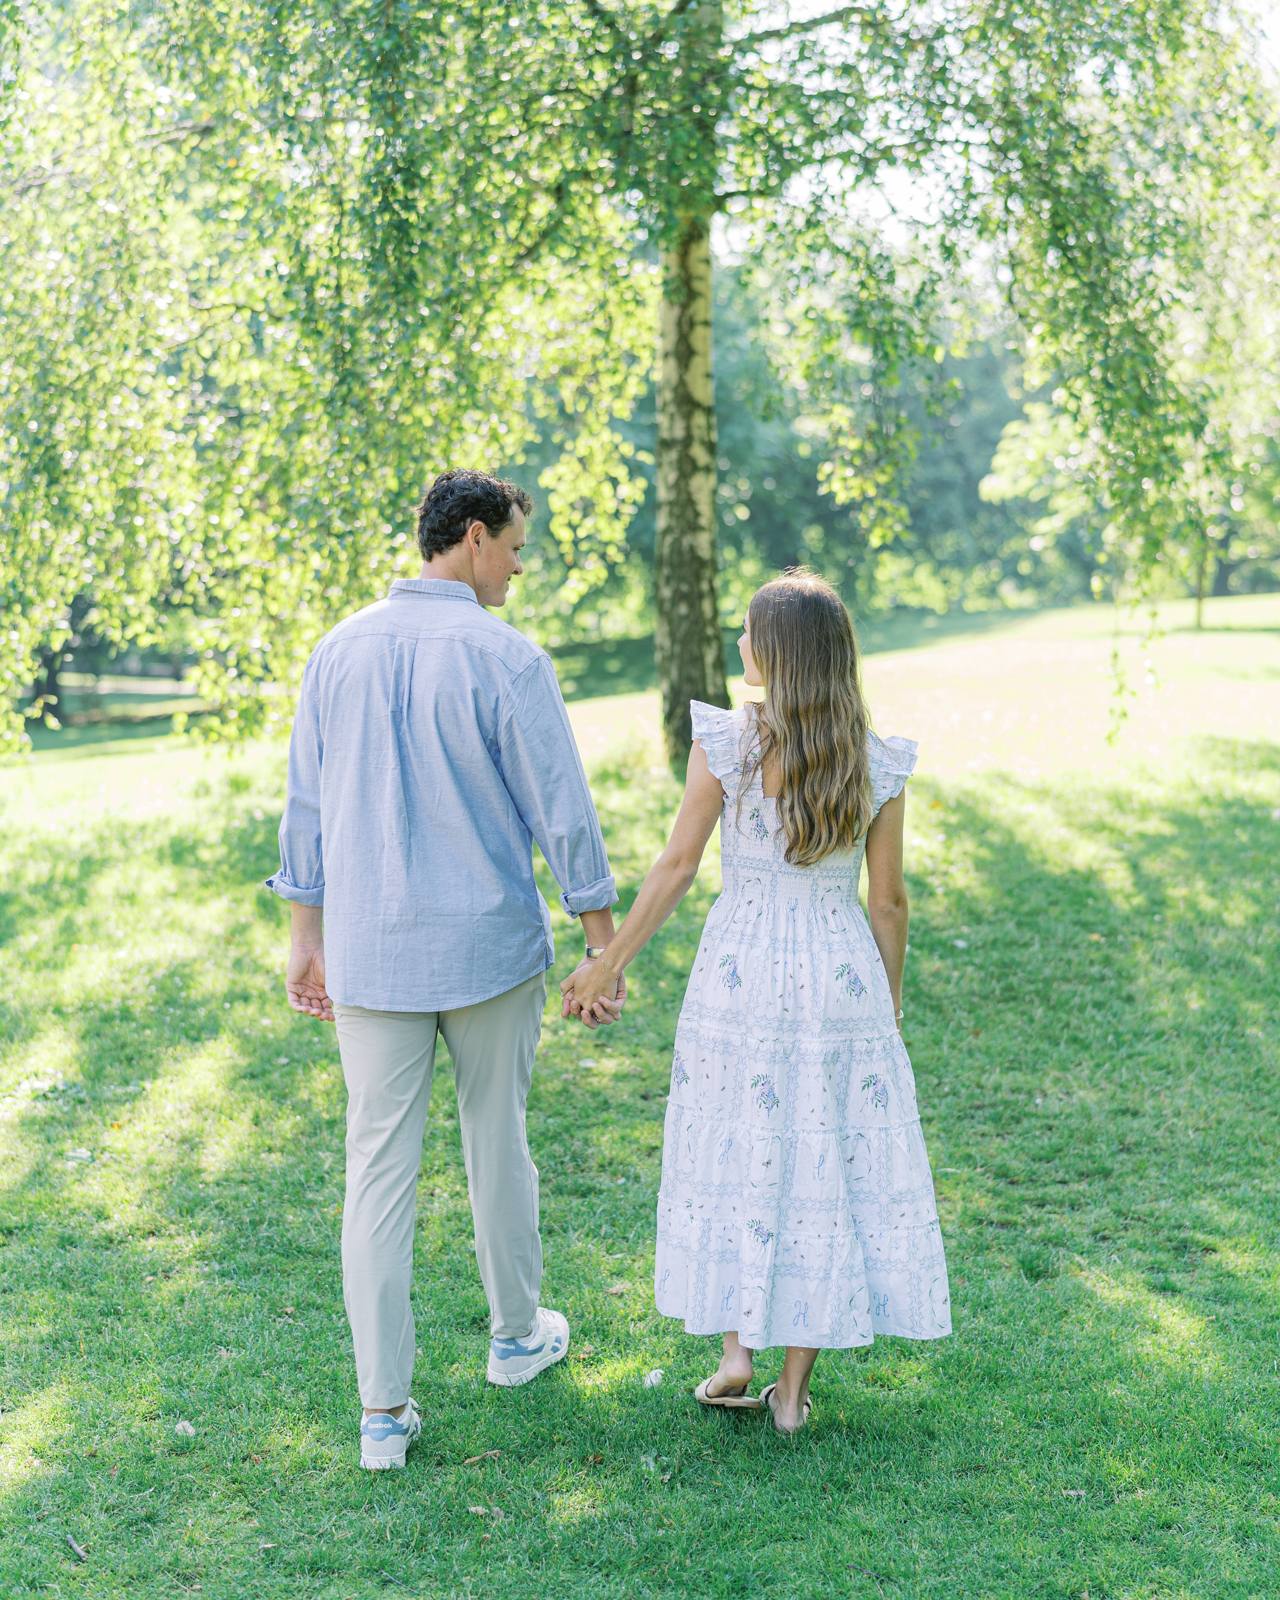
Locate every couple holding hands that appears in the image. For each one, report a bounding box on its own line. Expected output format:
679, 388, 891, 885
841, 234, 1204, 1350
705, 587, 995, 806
269, 470, 951, 1471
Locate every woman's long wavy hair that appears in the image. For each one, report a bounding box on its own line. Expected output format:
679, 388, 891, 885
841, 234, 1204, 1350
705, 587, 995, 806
740, 571, 874, 866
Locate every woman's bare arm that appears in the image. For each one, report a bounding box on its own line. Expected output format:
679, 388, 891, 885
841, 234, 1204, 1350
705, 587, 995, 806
864, 788, 908, 1026
562, 739, 726, 1022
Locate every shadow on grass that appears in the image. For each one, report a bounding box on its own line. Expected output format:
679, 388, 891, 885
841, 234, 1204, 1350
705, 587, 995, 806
0, 739, 1279, 1593
903, 737, 1280, 1332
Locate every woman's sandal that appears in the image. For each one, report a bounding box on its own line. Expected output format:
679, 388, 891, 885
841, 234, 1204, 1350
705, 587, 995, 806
759, 1382, 813, 1435
695, 1376, 763, 1409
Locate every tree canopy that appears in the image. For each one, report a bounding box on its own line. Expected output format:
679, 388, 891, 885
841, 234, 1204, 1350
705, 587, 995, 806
2, 0, 1276, 757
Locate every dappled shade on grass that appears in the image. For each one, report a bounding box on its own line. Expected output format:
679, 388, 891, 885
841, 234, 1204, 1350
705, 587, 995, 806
0, 726, 1278, 1595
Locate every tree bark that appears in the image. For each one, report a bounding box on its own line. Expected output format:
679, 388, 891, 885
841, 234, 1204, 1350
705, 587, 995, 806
655, 212, 729, 767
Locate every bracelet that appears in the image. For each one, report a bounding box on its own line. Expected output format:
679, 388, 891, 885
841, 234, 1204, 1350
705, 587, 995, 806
585, 946, 606, 959
895, 1008, 905, 1021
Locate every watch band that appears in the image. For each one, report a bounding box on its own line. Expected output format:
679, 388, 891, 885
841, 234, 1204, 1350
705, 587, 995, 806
585, 945, 607, 959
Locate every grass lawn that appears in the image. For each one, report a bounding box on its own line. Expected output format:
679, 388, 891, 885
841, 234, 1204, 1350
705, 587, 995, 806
2, 595, 1279, 1598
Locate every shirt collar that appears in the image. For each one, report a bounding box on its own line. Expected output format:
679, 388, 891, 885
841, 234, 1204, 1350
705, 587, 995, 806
389, 577, 479, 605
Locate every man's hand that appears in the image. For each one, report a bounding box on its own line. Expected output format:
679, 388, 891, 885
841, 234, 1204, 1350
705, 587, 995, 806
560, 956, 626, 1028
286, 944, 334, 1023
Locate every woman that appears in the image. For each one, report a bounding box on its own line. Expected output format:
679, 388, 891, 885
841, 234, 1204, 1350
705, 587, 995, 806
563, 572, 952, 1433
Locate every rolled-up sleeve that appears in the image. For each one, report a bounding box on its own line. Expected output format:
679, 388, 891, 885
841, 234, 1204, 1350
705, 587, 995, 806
265, 661, 326, 907
498, 655, 617, 917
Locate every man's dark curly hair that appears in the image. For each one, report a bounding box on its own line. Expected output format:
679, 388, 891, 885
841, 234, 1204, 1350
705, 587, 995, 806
415, 470, 533, 559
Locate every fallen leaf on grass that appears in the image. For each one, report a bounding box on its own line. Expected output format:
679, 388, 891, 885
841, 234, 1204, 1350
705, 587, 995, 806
605, 1284, 627, 1296
571, 1345, 596, 1361
585, 1453, 604, 1466
642, 1369, 664, 1389
1062, 1489, 1085, 1497
280, 1306, 295, 1317
108, 1467, 119, 1480
468, 1506, 488, 1516
250, 1455, 264, 1465
259, 1542, 277, 1550
174, 1420, 196, 1438
462, 1450, 501, 1466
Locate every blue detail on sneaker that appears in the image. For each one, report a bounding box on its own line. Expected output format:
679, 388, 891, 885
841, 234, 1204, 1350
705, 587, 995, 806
359, 1398, 422, 1470
487, 1307, 570, 1387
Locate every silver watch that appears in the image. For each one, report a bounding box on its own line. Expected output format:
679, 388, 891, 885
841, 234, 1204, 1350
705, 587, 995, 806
585, 945, 606, 959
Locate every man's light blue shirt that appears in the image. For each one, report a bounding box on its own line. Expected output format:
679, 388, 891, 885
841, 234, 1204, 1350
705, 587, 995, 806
266, 577, 617, 1011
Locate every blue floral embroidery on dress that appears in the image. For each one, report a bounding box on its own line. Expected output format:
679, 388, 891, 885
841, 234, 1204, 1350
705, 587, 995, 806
651, 713, 951, 1349
751, 1074, 780, 1113
836, 962, 867, 999
861, 1072, 889, 1111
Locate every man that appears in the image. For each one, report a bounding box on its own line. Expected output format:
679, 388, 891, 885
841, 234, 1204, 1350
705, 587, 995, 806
267, 469, 623, 1470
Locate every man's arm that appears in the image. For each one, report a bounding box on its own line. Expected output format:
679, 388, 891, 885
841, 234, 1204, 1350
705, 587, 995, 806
497, 656, 624, 1018
573, 905, 625, 1027
287, 904, 334, 1022
266, 664, 332, 1020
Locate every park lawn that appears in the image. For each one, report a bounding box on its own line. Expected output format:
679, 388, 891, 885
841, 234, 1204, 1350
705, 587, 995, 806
1, 602, 1280, 1598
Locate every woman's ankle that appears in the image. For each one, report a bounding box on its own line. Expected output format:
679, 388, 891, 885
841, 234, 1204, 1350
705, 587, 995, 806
719, 1332, 753, 1376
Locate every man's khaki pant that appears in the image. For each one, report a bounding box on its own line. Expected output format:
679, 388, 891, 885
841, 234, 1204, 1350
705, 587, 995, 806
334, 972, 546, 1409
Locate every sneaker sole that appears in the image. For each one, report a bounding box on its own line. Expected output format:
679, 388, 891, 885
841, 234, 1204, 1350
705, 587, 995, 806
487, 1341, 570, 1388
360, 1452, 407, 1471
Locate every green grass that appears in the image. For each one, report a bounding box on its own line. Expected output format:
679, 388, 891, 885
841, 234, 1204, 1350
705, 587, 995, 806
2, 607, 1280, 1598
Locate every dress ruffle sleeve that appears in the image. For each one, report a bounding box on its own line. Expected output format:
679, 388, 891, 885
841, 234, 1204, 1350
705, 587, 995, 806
690, 700, 751, 793
867, 730, 918, 814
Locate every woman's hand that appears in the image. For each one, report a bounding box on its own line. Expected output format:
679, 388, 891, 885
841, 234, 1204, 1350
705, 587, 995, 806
561, 956, 627, 1027
559, 739, 726, 1030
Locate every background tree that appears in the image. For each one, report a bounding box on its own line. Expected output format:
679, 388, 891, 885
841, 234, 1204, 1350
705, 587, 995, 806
156, 0, 1274, 761
1, 0, 655, 755
3, 1, 1276, 761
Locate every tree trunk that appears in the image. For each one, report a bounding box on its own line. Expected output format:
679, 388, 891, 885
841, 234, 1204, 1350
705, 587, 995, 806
34, 647, 62, 723
654, 212, 729, 767
1194, 535, 1208, 630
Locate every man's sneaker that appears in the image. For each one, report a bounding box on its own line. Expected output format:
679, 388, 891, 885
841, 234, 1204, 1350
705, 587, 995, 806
359, 1399, 422, 1470
487, 1307, 570, 1387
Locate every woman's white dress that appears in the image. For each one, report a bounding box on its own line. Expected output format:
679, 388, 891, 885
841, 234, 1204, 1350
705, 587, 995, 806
653, 701, 952, 1351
